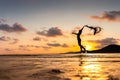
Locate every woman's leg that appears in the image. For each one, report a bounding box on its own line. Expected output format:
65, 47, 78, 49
81, 45, 86, 53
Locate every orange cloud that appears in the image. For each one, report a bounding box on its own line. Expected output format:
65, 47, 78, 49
33, 36, 48, 41
4, 48, 12, 51
0, 36, 19, 44
0, 36, 10, 41
33, 36, 41, 41
10, 39, 19, 44
47, 43, 69, 48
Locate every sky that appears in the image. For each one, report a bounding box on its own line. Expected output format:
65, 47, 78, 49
0, 0, 120, 54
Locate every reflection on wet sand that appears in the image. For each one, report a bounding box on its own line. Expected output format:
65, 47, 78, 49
70, 54, 120, 80
77, 56, 107, 80
0, 53, 119, 80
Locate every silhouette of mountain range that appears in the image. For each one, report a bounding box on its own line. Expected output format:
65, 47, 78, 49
66, 44, 120, 54
87, 44, 120, 53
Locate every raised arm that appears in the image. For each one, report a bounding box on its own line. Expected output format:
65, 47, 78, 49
84, 25, 94, 29
72, 32, 77, 35
81, 26, 85, 31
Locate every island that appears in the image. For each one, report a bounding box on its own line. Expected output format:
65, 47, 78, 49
66, 44, 120, 54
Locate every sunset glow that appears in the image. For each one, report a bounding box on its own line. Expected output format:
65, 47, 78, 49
0, 0, 120, 54
85, 45, 92, 50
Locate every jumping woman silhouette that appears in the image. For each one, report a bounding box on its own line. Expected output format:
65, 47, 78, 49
72, 25, 102, 53
72, 27, 86, 53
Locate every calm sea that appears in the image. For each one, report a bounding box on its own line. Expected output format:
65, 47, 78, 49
0, 53, 120, 80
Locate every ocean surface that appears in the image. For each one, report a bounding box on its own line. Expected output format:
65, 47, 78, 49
0, 53, 120, 80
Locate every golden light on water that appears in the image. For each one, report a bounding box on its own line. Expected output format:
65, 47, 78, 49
80, 57, 108, 80
64, 55, 110, 80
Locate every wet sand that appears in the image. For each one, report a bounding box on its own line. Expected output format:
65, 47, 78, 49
0, 53, 120, 80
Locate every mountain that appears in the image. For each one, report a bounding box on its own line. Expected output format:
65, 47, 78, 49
87, 44, 120, 53
65, 44, 120, 54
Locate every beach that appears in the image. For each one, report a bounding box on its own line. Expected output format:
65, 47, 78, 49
0, 53, 120, 80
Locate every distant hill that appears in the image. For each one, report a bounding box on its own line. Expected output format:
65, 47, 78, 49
65, 44, 120, 54
87, 44, 120, 53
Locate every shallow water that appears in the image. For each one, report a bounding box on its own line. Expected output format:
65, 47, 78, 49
0, 53, 120, 80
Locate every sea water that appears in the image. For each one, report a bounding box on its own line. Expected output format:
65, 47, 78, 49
0, 53, 120, 80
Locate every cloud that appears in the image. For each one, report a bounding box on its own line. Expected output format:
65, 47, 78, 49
4, 48, 12, 51
0, 36, 10, 41
33, 36, 41, 41
47, 43, 69, 48
18, 48, 31, 51
91, 11, 120, 22
19, 45, 41, 48
0, 36, 19, 44
96, 38, 119, 45
33, 36, 48, 41
47, 43, 61, 47
34, 46, 41, 48
42, 46, 51, 49
37, 27, 63, 37
62, 43, 69, 48
0, 23, 27, 33
0, 18, 7, 23
71, 27, 81, 34
10, 39, 19, 44
20, 43, 51, 50
87, 37, 119, 48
